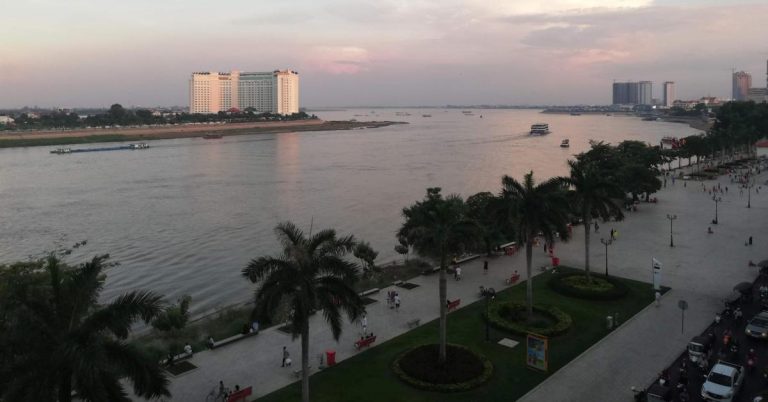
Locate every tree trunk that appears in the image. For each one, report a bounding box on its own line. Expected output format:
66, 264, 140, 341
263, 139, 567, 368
525, 240, 533, 317
58, 371, 72, 402
301, 322, 310, 402
583, 215, 591, 282
438, 254, 448, 364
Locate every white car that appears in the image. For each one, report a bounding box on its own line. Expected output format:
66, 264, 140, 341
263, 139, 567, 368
701, 360, 744, 401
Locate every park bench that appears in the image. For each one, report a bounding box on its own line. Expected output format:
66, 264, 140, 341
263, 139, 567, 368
447, 299, 461, 312
211, 331, 257, 349
406, 318, 420, 329
226, 386, 253, 402
354, 336, 377, 350
159, 351, 192, 366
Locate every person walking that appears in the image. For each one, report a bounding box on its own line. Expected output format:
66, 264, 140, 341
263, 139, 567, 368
594, 221, 599, 233
394, 293, 401, 311
361, 313, 368, 335
483, 260, 489, 274
281, 346, 290, 367
749, 236, 753, 246
455, 266, 462, 281
655, 291, 661, 307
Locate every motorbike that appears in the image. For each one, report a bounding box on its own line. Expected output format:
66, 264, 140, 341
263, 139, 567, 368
748, 349, 757, 372
479, 286, 496, 298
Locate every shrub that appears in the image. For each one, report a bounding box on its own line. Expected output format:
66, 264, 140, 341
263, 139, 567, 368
485, 302, 572, 337
548, 272, 629, 300
392, 344, 493, 392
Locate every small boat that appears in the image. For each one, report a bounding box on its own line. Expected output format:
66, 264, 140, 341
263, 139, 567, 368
560, 139, 570, 148
203, 134, 223, 139
422, 114, 432, 117
50, 148, 72, 154
128, 143, 150, 149
530, 123, 550, 135
661, 136, 676, 144
570, 112, 581, 116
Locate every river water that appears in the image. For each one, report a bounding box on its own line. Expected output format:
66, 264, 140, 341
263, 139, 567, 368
0, 109, 700, 315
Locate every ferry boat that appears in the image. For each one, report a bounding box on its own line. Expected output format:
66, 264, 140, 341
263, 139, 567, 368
560, 139, 570, 148
203, 134, 223, 139
529, 123, 550, 135
570, 112, 581, 116
129, 143, 150, 149
50, 148, 72, 154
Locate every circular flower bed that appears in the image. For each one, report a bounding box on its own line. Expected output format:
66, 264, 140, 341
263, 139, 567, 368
392, 344, 493, 392
548, 271, 629, 300
486, 302, 572, 337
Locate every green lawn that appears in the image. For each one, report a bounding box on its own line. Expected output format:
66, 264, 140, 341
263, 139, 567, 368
258, 267, 654, 402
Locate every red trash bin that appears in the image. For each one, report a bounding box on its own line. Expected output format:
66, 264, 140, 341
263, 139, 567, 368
551, 257, 560, 267
326, 350, 336, 366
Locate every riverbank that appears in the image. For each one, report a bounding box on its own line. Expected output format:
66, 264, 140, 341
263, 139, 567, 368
0, 119, 405, 148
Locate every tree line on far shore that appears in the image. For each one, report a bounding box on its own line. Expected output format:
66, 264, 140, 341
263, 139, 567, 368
2, 103, 316, 131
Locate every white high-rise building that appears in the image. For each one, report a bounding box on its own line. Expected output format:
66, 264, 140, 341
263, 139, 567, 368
663, 81, 675, 107
638, 81, 653, 106
189, 69, 299, 115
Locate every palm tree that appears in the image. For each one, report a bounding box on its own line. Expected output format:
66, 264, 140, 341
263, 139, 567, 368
497, 172, 570, 316
242, 221, 364, 402
1, 254, 169, 402
564, 160, 624, 281
398, 188, 477, 364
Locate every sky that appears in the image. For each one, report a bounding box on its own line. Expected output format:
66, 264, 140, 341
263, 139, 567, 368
1, 0, 767, 108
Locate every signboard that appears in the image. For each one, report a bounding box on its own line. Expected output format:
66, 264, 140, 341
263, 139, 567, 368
652, 258, 662, 291
526, 333, 548, 371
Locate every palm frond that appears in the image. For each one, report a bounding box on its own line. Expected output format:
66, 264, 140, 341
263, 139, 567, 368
79, 290, 164, 338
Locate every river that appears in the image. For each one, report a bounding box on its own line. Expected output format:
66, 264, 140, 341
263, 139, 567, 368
0, 109, 700, 315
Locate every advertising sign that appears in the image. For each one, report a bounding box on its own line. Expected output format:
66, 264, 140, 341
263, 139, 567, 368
526, 333, 548, 371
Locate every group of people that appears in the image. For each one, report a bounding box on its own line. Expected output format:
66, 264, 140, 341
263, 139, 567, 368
386, 290, 401, 310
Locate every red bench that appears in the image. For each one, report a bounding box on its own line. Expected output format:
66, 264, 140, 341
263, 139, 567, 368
226, 386, 252, 402
354, 336, 377, 350
447, 299, 461, 312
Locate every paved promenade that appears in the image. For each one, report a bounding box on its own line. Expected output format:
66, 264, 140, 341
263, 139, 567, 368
142, 161, 767, 402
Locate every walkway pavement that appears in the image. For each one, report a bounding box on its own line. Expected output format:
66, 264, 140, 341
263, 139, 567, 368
140, 158, 768, 402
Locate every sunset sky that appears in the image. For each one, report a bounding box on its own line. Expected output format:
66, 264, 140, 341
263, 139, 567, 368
1, 0, 766, 108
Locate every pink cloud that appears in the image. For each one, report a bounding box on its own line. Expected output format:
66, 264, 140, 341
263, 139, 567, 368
303, 46, 371, 75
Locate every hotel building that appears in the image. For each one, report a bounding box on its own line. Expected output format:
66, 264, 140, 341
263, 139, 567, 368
662, 81, 675, 107
612, 81, 653, 106
189, 70, 299, 115
732, 71, 751, 101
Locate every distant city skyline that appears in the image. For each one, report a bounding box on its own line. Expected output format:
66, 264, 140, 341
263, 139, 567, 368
1, 0, 767, 108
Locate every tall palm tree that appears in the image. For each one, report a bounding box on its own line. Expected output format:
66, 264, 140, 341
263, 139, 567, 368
398, 188, 477, 364
564, 159, 624, 281
497, 172, 570, 316
242, 221, 364, 402
1, 254, 169, 402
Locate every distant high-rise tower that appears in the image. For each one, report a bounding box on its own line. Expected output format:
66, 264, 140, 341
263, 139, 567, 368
189, 69, 300, 115
732, 71, 752, 101
663, 81, 675, 107
638, 81, 653, 106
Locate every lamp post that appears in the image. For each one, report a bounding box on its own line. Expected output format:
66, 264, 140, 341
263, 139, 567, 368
600, 238, 613, 277
712, 196, 722, 224
666, 214, 677, 247
747, 180, 754, 209
484, 291, 495, 341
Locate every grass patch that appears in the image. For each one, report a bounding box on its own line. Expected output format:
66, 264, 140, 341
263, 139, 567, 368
258, 266, 654, 402
562, 275, 614, 292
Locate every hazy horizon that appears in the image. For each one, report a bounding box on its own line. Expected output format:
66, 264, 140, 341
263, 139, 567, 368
2, 0, 767, 109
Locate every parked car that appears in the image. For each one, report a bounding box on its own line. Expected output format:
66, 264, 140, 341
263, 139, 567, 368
701, 360, 744, 401
745, 311, 768, 339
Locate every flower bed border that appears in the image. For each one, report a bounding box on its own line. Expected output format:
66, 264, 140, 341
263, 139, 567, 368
548, 271, 629, 301
485, 302, 572, 337
391, 343, 493, 392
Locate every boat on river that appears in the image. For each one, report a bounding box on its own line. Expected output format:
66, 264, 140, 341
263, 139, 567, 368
530, 123, 550, 135
50, 143, 149, 154
203, 134, 223, 139
560, 139, 570, 148
50, 148, 72, 154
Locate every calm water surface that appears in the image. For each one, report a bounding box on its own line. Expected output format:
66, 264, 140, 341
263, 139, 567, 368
0, 109, 700, 315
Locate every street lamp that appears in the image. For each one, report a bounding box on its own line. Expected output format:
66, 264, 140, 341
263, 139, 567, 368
747, 180, 755, 209
484, 291, 495, 341
712, 196, 722, 224
666, 214, 677, 247
600, 238, 613, 277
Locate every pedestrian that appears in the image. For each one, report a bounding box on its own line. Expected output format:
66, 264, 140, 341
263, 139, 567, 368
184, 342, 193, 357
394, 293, 401, 311
655, 291, 661, 307
725, 186, 728, 193
282, 346, 290, 367
455, 266, 462, 281
610, 229, 615, 240
483, 260, 488, 274
594, 221, 599, 233
684, 181, 687, 187
218, 381, 226, 397
749, 236, 753, 246
361, 313, 368, 335
672, 176, 676, 185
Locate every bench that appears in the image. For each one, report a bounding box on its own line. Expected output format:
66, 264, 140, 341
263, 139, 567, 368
354, 336, 377, 350
160, 351, 192, 366
226, 386, 253, 402
406, 318, 420, 329
421, 265, 441, 275
293, 366, 312, 378
455, 254, 479, 264
359, 288, 380, 297
447, 299, 461, 312
212, 331, 257, 349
